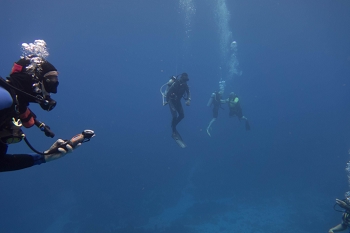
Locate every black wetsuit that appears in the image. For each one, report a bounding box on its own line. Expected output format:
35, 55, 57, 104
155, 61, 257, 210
166, 79, 190, 132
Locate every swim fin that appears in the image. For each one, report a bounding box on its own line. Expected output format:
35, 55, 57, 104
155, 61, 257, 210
172, 130, 187, 148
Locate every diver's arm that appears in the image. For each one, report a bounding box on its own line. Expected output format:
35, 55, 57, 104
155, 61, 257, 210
185, 86, 191, 100
0, 137, 81, 172
0, 141, 76, 172
329, 223, 347, 233
336, 199, 350, 212
0, 153, 46, 172
19, 107, 36, 128
185, 87, 191, 106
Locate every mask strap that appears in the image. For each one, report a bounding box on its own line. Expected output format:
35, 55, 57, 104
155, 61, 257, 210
43, 71, 58, 78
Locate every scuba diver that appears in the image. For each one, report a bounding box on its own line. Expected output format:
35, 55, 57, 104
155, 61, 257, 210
226, 92, 250, 131
0, 40, 86, 172
329, 197, 350, 232
162, 73, 191, 148
206, 80, 226, 137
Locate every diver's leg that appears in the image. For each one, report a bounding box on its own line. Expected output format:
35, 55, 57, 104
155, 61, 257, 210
207, 106, 219, 136
328, 223, 347, 232
241, 115, 250, 131
169, 101, 178, 132
207, 118, 216, 136
173, 101, 184, 128
213, 105, 219, 119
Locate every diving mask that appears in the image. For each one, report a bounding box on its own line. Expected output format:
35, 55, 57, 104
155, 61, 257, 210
39, 95, 57, 111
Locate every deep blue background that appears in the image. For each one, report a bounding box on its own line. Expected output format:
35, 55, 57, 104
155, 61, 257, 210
0, 0, 350, 232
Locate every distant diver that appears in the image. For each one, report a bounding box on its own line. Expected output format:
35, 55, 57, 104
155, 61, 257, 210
206, 80, 226, 136
226, 92, 250, 131
162, 73, 191, 148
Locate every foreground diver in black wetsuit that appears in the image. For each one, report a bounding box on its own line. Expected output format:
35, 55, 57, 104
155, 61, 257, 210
164, 73, 191, 147
0, 41, 81, 172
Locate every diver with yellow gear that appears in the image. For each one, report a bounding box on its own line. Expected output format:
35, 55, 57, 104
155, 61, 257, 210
329, 198, 350, 232
226, 92, 250, 131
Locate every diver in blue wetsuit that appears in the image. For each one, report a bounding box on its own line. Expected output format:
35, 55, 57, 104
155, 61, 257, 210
0, 41, 80, 172
164, 73, 191, 136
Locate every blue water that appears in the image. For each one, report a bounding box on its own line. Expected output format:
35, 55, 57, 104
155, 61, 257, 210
1, 0, 350, 232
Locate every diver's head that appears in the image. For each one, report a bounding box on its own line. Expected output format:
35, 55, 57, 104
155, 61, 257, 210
9, 58, 59, 111
7, 40, 59, 111
10, 58, 59, 94
180, 73, 189, 83
229, 92, 235, 97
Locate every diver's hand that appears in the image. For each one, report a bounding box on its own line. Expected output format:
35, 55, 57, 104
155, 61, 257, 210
163, 102, 168, 106
185, 100, 191, 106
44, 139, 80, 162
336, 199, 349, 209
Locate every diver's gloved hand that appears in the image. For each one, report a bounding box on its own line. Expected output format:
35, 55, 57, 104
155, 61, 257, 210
44, 139, 80, 162
163, 102, 168, 106
185, 100, 191, 106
